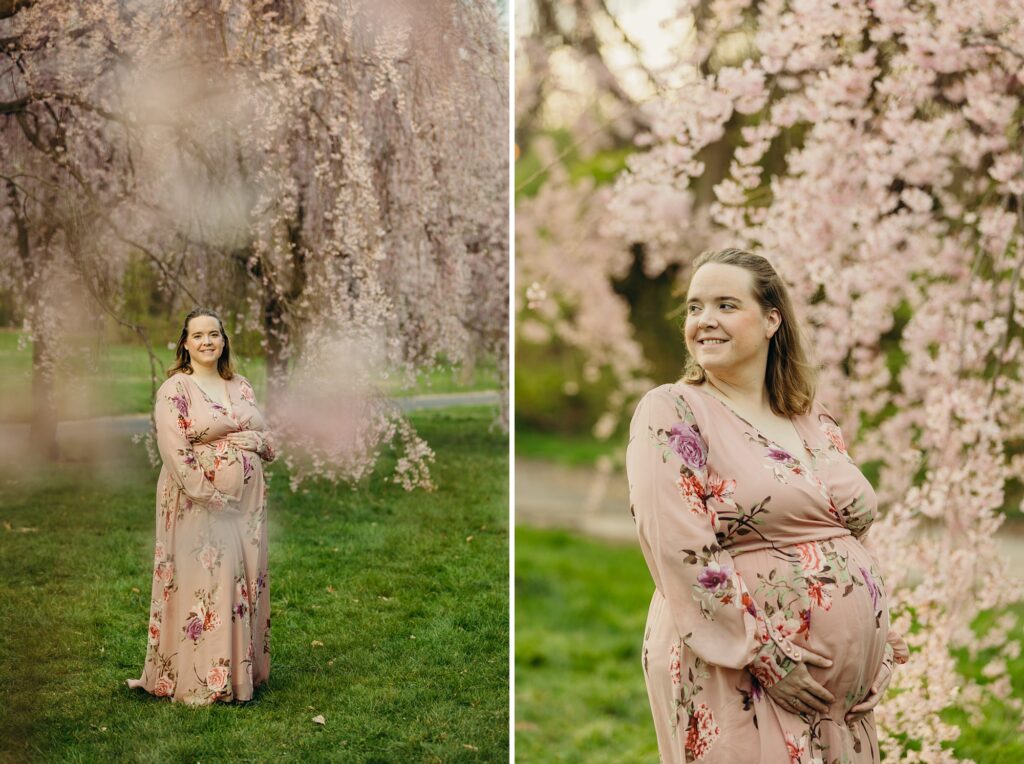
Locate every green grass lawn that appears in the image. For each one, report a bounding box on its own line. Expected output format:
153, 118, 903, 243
0, 406, 508, 763
514, 426, 618, 468
0, 330, 499, 423
515, 526, 1024, 764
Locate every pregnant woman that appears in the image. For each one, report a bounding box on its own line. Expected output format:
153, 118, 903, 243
627, 249, 908, 762
126, 307, 276, 705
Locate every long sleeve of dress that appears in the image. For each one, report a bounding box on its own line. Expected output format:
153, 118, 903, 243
253, 429, 276, 464
155, 382, 236, 512
236, 376, 276, 464
628, 388, 803, 688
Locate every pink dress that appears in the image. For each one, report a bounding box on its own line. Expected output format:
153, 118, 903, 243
626, 383, 908, 763
127, 372, 276, 705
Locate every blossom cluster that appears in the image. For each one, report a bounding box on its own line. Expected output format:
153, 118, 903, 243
0, 0, 508, 488
518, 0, 1024, 756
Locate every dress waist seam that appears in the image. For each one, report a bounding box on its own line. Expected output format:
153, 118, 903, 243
725, 529, 853, 557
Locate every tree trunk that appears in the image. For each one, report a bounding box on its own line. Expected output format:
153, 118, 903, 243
263, 294, 288, 412
29, 334, 59, 461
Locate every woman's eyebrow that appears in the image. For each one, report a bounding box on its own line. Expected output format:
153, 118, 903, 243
687, 295, 745, 304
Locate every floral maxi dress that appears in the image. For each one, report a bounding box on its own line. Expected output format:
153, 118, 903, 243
126, 373, 276, 705
626, 384, 908, 763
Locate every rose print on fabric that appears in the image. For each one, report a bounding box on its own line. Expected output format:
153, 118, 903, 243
627, 386, 906, 764
185, 657, 233, 705
785, 731, 807, 763
705, 473, 736, 508
685, 703, 721, 760
206, 664, 230, 694
669, 642, 683, 690
182, 589, 222, 644
795, 542, 824, 573
696, 562, 733, 592
818, 414, 848, 455
195, 540, 223, 572
239, 380, 256, 405
668, 421, 707, 470
681, 544, 741, 618
127, 375, 274, 706
154, 674, 175, 697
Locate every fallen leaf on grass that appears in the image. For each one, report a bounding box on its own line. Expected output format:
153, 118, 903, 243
131, 587, 140, 593
311, 640, 324, 647
326, 586, 335, 593
466, 536, 473, 542
462, 744, 478, 751
3, 521, 38, 533
312, 714, 326, 726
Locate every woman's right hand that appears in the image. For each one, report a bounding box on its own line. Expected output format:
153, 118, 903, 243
765, 645, 835, 715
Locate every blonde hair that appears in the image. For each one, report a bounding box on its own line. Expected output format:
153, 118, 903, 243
680, 248, 816, 416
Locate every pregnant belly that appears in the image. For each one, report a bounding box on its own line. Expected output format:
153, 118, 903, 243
193, 441, 260, 502
735, 536, 891, 713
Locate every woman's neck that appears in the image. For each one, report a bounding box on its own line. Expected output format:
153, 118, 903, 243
703, 369, 768, 411
190, 364, 221, 382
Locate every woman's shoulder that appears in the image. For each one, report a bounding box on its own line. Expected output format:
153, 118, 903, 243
233, 374, 257, 396
805, 395, 839, 425
158, 372, 191, 396
633, 382, 711, 424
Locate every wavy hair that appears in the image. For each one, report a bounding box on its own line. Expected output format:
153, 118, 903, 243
680, 248, 816, 416
166, 307, 236, 380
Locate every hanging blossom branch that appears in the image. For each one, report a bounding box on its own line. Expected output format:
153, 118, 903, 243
519, 1, 1024, 758
1, 0, 508, 488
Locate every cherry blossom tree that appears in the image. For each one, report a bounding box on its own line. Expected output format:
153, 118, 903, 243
1, 0, 508, 487
518, 1, 1023, 758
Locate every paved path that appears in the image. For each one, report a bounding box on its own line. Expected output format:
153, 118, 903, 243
516, 457, 1024, 578
0, 391, 502, 463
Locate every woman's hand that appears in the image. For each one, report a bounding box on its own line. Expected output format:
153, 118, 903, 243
765, 645, 835, 716
226, 430, 261, 453
845, 659, 894, 725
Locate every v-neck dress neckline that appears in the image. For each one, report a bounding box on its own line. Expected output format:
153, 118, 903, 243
188, 374, 235, 420
684, 383, 817, 474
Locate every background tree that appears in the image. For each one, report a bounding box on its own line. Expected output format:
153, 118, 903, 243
1, 0, 508, 488
517, 1, 1024, 758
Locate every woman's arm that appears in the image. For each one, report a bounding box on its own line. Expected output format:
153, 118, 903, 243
155, 380, 236, 511
628, 388, 802, 688
236, 377, 277, 463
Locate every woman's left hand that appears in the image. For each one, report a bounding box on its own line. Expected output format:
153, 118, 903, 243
845, 661, 894, 725
226, 430, 261, 453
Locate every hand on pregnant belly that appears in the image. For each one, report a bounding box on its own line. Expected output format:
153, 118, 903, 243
766, 645, 835, 715
845, 657, 894, 724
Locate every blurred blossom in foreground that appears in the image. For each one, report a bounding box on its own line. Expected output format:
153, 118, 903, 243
269, 332, 435, 492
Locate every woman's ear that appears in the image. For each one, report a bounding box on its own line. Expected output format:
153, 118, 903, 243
766, 308, 782, 339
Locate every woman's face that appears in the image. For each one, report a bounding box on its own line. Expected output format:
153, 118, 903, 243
684, 263, 780, 379
184, 315, 225, 369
